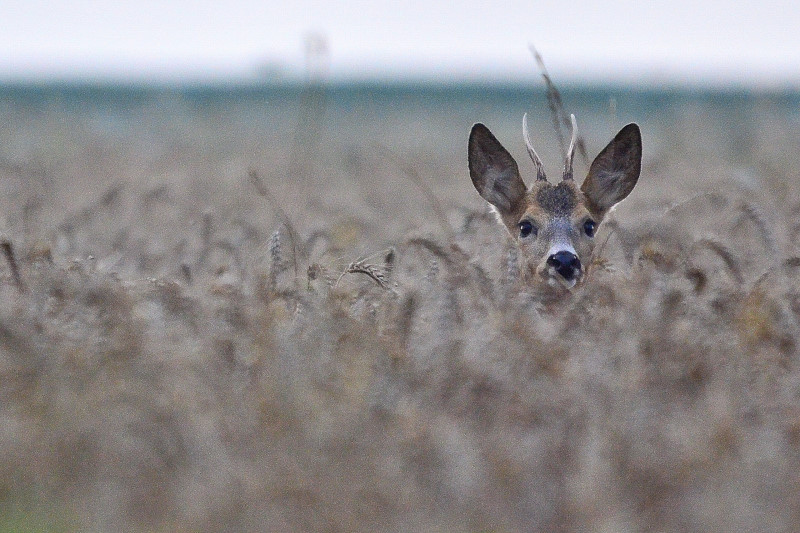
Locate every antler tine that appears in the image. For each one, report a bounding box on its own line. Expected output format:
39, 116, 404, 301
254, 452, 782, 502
562, 114, 578, 181
522, 113, 547, 182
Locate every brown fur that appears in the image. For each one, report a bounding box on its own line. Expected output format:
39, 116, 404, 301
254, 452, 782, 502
535, 181, 578, 216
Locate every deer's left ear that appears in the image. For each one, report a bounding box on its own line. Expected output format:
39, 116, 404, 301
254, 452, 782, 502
581, 123, 641, 218
468, 123, 527, 216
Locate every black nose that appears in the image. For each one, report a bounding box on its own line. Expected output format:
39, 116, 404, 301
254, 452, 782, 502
547, 251, 581, 280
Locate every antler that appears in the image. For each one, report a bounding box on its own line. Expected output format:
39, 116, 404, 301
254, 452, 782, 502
562, 114, 578, 181
522, 113, 547, 182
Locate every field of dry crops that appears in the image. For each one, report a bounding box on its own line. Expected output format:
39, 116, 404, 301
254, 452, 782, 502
1, 83, 800, 531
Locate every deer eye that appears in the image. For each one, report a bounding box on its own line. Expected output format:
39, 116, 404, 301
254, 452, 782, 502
583, 219, 597, 238
519, 220, 536, 238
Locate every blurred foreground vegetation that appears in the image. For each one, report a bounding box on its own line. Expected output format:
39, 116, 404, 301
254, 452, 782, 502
0, 83, 799, 531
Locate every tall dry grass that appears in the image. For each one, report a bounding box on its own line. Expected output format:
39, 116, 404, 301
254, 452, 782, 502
0, 84, 799, 531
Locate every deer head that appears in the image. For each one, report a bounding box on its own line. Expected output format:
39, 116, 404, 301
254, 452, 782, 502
468, 114, 641, 289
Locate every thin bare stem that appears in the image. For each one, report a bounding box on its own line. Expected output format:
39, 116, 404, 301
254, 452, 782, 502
531, 46, 567, 159
688, 237, 744, 285
1, 240, 24, 291
530, 46, 589, 167
374, 144, 454, 241
248, 169, 301, 281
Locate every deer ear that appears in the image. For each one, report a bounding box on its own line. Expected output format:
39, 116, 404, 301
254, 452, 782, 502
581, 123, 641, 217
468, 123, 527, 215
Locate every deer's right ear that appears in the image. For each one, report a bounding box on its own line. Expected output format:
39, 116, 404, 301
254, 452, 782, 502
468, 123, 527, 215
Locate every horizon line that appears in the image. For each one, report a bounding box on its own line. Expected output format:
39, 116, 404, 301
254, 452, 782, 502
1, 73, 799, 93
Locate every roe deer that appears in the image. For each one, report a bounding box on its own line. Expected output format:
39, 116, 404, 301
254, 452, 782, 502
468, 114, 641, 289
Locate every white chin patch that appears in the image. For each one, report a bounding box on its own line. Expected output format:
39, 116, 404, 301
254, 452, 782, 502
560, 276, 578, 290
542, 267, 580, 290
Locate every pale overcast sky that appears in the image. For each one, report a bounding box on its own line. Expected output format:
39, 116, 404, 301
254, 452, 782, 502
1, 0, 798, 86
